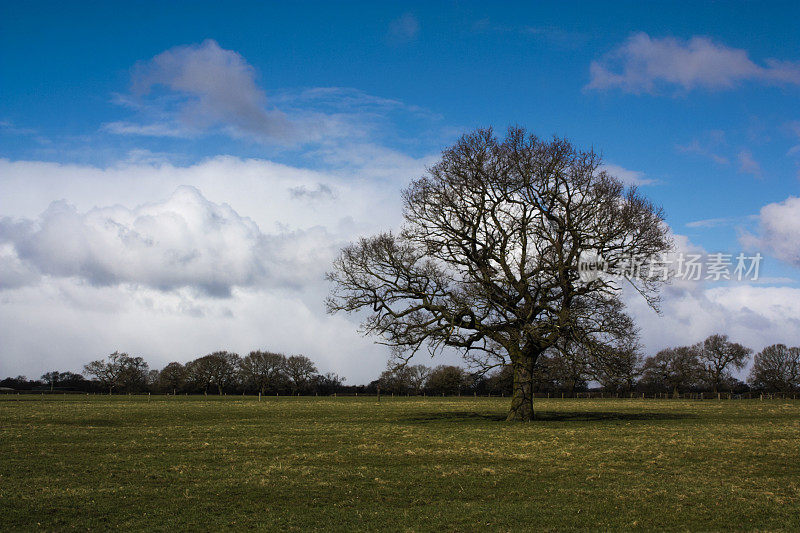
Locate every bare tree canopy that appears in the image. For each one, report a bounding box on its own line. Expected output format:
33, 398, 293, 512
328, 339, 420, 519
285, 355, 318, 395
695, 334, 751, 393
187, 351, 240, 395
83, 351, 148, 394
749, 344, 800, 393
239, 351, 287, 394
589, 339, 642, 394
159, 362, 187, 394
641, 346, 702, 395
327, 127, 672, 420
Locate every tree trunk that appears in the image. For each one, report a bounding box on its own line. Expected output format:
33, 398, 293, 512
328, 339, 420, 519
507, 356, 536, 421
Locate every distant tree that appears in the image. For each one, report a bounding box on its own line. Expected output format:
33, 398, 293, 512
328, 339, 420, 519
57, 372, 89, 390
209, 352, 240, 395
41, 371, 61, 392
159, 362, 187, 394
187, 352, 240, 395
119, 356, 150, 392
327, 128, 671, 420
186, 357, 215, 394
239, 351, 287, 394
285, 355, 318, 395
425, 365, 470, 395
478, 365, 513, 396
695, 334, 752, 393
313, 372, 345, 395
83, 351, 129, 394
377, 364, 431, 395
591, 341, 642, 393
0, 375, 43, 390
146, 369, 160, 391
532, 353, 559, 393
532, 350, 590, 394
407, 365, 432, 395
724, 377, 750, 394
748, 344, 800, 393
549, 341, 592, 394
641, 346, 701, 395
377, 366, 412, 395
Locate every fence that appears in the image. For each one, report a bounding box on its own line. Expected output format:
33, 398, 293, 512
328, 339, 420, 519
1, 390, 798, 400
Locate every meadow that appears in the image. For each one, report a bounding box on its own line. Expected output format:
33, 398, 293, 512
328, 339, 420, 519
1, 395, 799, 531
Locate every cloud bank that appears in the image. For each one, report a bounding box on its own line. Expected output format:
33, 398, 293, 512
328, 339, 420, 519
0, 186, 325, 296
0, 152, 432, 381
1, 154, 799, 381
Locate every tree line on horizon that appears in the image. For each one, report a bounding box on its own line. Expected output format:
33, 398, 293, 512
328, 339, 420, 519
1, 334, 799, 396
375, 334, 799, 397
1, 351, 343, 396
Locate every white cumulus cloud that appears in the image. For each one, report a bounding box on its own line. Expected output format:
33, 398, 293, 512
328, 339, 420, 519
740, 195, 800, 268
0, 186, 325, 296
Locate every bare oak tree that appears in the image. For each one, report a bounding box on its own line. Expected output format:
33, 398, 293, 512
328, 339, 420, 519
327, 128, 671, 420
159, 362, 187, 395
285, 355, 318, 395
749, 344, 800, 393
239, 351, 287, 394
695, 334, 751, 393
187, 351, 240, 395
590, 338, 642, 394
83, 351, 130, 395
641, 346, 701, 395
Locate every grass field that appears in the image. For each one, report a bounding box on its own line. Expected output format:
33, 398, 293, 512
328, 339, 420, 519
1, 396, 799, 531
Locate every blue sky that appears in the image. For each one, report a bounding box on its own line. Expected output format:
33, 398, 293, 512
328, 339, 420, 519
1, 1, 799, 380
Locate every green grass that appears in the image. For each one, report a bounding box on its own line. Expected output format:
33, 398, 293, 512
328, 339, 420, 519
1, 396, 799, 531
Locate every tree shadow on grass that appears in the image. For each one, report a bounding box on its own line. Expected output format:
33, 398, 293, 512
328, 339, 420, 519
533, 411, 695, 422
404, 410, 695, 424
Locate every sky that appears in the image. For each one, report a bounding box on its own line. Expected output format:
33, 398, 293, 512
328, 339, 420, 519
1, 1, 800, 383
